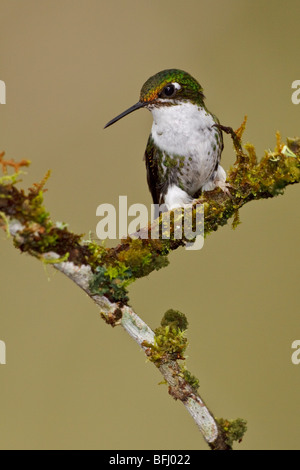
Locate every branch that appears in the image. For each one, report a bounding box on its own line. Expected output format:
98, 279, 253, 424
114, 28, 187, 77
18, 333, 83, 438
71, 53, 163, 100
1, 127, 299, 449
45, 254, 232, 450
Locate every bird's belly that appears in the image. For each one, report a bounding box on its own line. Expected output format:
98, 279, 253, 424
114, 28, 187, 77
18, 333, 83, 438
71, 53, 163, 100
151, 104, 221, 195
180, 151, 217, 194
157, 131, 220, 195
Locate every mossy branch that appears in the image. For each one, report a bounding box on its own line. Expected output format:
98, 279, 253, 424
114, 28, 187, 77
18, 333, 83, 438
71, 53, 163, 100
0, 127, 299, 450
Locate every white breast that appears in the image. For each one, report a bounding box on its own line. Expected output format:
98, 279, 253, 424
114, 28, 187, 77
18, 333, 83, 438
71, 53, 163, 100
150, 101, 217, 157
150, 101, 220, 194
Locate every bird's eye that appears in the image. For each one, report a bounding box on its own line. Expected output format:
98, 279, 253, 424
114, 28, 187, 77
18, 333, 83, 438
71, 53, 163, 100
161, 84, 176, 98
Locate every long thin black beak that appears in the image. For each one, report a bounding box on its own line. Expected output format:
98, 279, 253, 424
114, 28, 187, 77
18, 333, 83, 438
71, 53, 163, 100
104, 101, 146, 129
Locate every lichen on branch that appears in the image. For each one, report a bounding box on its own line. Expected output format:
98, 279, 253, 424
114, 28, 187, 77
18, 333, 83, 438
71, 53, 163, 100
0, 127, 299, 450
1, 128, 299, 306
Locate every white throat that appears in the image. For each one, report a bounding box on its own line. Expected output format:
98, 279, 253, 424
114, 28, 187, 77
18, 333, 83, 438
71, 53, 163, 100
150, 101, 216, 157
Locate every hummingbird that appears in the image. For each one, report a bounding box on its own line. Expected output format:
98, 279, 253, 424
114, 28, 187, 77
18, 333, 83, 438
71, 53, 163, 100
104, 69, 227, 214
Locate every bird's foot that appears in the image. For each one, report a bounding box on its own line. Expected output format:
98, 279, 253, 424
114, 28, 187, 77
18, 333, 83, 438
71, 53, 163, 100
202, 165, 232, 197
214, 179, 232, 196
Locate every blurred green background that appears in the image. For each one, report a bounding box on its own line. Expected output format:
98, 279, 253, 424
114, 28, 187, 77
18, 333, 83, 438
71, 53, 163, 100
0, 0, 299, 450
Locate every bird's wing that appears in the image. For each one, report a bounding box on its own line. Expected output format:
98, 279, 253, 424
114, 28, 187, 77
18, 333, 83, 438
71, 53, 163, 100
144, 135, 167, 206
213, 114, 224, 165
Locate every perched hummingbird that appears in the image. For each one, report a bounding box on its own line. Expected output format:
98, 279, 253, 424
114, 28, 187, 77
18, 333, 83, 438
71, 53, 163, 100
104, 69, 227, 213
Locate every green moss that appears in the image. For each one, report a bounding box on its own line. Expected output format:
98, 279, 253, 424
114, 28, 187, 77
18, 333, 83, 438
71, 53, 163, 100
89, 264, 133, 303
0, 184, 50, 228
0, 211, 10, 237
0, 172, 22, 186
232, 209, 241, 229
13, 223, 86, 263
116, 238, 169, 278
143, 309, 200, 392
216, 418, 247, 448
181, 368, 200, 392
85, 240, 108, 270
161, 309, 188, 331
28, 191, 50, 225
143, 309, 188, 366
1, 134, 300, 300
87, 237, 170, 304
146, 324, 187, 365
